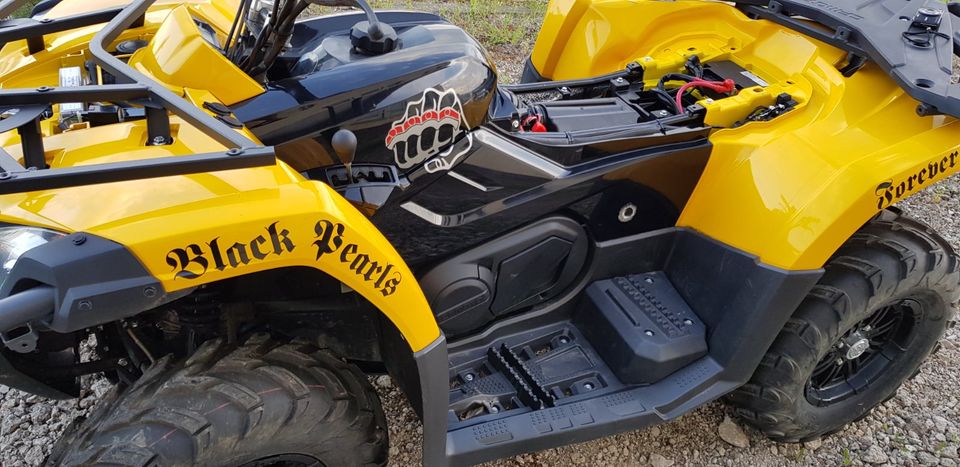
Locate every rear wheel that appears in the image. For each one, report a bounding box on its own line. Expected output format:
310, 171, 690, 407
47, 335, 389, 466
728, 209, 959, 442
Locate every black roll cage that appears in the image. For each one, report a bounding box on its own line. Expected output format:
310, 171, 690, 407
0, 0, 274, 195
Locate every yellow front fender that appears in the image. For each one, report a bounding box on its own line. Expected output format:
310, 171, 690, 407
0, 142, 440, 352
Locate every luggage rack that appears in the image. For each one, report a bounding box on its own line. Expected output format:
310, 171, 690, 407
0, 0, 275, 195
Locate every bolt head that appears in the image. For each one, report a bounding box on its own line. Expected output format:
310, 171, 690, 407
463, 373, 474, 382
644, 277, 655, 284
618, 203, 638, 223
584, 383, 594, 390
644, 330, 655, 336
490, 405, 499, 413
78, 300, 92, 311
72, 234, 86, 245
558, 336, 569, 344
143, 286, 157, 298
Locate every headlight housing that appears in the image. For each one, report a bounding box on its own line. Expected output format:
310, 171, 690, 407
0, 227, 64, 290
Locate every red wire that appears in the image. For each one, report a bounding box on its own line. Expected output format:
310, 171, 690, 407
674, 78, 736, 112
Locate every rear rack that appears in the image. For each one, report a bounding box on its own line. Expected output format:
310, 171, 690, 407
0, 0, 274, 195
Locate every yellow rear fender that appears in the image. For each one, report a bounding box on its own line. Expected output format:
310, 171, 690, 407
531, 0, 960, 271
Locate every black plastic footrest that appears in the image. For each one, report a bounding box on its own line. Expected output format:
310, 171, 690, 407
487, 344, 556, 409
574, 271, 706, 384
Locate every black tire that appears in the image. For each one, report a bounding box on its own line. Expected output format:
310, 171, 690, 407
728, 209, 959, 442
47, 335, 389, 466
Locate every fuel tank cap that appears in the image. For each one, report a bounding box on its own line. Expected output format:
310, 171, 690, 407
351, 20, 398, 55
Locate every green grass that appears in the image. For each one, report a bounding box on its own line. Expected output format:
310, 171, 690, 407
12, 0, 546, 48
10, 0, 40, 18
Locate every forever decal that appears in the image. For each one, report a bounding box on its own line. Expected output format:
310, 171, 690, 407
385, 88, 470, 170
876, 151, 958, 209
165, 220, 401, 297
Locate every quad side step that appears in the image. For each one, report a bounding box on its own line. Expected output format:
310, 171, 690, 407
575, 272, 707, 384
445, 272, 721, 465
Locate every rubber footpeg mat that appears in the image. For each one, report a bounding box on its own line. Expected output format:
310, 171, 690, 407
574, 271, 707, 384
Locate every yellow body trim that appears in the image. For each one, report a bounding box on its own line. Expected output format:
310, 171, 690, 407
128, 5, 264, 105
532, 0, 960, 270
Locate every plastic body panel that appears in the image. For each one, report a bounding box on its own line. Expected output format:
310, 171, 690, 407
232, 12, 498, 173
529, 0, 960, 270
127, 4, 263, 105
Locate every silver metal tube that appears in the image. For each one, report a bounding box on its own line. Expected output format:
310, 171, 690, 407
0, 286, 55, 332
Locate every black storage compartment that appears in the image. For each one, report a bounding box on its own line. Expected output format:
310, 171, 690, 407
538, 98, 640, 132
574, 272, 707, 384
422, 217, 589, 337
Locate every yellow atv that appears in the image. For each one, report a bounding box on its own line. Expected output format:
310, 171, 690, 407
0, 0, 958, 464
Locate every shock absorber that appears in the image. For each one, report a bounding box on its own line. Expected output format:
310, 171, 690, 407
176, 289, 223, 354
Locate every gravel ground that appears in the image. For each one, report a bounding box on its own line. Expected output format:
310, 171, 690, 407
3, 8, 960, 467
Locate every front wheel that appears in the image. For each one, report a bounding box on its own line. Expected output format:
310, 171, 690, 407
47, 336, 389, 466
728, 209, 959, 442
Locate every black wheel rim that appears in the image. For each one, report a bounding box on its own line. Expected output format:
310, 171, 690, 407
239, 454, 325, 467
805, 298, 920, 406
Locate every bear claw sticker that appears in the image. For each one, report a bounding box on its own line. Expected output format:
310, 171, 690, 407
386, 88, 468, 169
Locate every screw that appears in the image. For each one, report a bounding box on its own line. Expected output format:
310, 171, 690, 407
463, 373, 475, 382
584, 383, 594, 390
143, 286, 157, 298
490, 405, 499, 413
644, 330, 655, 336
643, 56, 653, 62
704, 98, 715, 104
37, 86, 52, 92
151, 136, 168, 146
683, 319, 693, 326
558, 336, 569, 344
511, 120, 520, 129
118, 358, 128, 367
862, 325, 872, 332
644, 276, 655, 284
0, 172, 10, 180
40, 18, 52, 23
78, 300, 93, 311
72, 234, 86, 245
559, 86, 571, 94
836, 357, 844, 366
226, 148, 244, 156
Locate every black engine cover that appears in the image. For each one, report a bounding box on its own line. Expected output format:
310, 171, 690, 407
232, 11, 497, 174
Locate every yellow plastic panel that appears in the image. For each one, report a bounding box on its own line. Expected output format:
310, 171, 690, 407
531, 0, 960, 270
0, 118, 439, 350
127, 5, 263, 105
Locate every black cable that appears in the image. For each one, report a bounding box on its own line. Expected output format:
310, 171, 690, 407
249, 0, 308, 76
224, 0, 248, 56
656, 73, 695, 91
902, 29, 949, 48
241, 0, 284, 71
